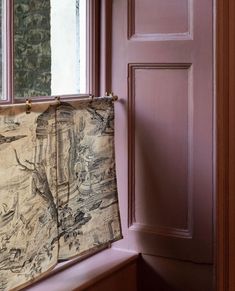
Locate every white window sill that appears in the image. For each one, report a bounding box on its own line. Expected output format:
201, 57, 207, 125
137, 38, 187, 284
23, 248, 138, 291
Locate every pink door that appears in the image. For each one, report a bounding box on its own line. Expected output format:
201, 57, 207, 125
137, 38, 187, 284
110, 0, 214, 290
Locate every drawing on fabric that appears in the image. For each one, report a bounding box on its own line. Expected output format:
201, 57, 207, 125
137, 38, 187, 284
56, 99, 122, 260
0, 104, 58, 291
0, 98, 122, 290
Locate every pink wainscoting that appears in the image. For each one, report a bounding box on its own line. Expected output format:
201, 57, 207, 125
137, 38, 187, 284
138, 254, 213, 291
131, 64, 191, 232
24, 249, 138, 291
109, 0, 214, 289
129, 0, 190, 38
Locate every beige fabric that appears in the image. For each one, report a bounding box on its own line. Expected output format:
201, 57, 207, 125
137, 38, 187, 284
0, 104, 58, 291
0, 98, 122, 291
56, 99, 122, 260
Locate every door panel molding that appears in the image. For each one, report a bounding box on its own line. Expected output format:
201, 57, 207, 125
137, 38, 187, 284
127, 0, 193, 41
128, 63, 193, 240
111, 0, 213, 265
129, 223, 192, 239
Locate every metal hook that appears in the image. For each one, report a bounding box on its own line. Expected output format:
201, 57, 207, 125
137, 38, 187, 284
109, 92, 118, 102
25, 99, 32, 114
89, 94, 94, 102
54, 96, 61, 106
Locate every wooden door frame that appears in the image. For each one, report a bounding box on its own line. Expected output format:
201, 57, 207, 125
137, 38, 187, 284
216, 0, 235, 290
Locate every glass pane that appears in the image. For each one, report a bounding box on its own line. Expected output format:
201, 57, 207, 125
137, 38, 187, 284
14, 0, 87, 99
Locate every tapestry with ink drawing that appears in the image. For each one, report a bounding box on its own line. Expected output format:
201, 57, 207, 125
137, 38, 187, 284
0, 103, 58, 291
0, 98, 122, 291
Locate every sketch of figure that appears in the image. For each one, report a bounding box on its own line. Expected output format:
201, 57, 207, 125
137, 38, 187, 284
57, 99, 122, 260
0, 103, 58, 291
0, 98, 122, 290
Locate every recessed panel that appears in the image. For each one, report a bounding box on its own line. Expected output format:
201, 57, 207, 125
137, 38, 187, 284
132, 0, 189, 36
131, 65, 192, 232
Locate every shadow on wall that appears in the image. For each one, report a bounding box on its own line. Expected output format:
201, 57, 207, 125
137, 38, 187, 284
138, 255, 178, 291
137, 109, 189, 228
133, 112, 213, 291
137, 254, 213, 291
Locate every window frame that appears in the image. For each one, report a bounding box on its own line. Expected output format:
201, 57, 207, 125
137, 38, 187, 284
0, 1, 121, 289
1, 0, 100, 104
0, 1, 125, 290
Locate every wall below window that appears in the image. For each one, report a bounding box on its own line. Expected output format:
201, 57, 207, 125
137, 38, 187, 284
138, 255, 213, 291
25, 249, 138, 291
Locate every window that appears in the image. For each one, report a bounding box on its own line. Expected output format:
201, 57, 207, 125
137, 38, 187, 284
0, 2, 120, 290
0, 0, 100, 103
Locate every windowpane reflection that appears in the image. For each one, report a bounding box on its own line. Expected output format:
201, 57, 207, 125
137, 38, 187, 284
14, 0, 87, 99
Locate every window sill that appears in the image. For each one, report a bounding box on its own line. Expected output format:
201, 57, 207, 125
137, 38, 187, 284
23, 248, 138, 291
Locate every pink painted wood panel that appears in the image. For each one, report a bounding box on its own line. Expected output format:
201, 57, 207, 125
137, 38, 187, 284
86, 262, 137, 291
131, 65, 192, 233
111, 0, 213, 266
130, 0, 189, 37
25, 249, 138, 291
139, 255, 213, 291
